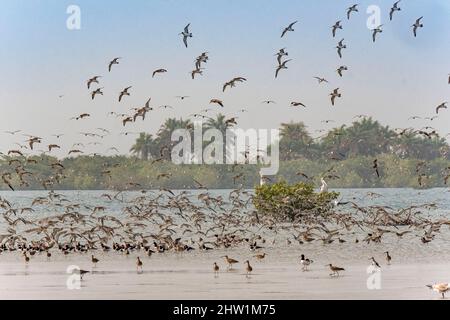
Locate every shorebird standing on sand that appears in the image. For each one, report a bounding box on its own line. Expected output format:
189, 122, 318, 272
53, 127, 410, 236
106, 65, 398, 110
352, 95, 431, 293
91, 255, 99, 267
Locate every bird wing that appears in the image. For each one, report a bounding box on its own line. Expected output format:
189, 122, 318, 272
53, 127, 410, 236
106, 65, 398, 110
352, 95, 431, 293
184, 23, 190, 33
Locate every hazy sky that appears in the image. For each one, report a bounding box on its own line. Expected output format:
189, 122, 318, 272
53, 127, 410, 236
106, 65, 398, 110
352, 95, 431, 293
0, 0, 449, 158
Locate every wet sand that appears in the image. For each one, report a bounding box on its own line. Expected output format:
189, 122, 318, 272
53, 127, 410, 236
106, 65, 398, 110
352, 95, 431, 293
1, 248, 448, 300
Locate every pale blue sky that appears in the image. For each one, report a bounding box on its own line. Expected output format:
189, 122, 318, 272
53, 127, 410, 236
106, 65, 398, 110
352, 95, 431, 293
0, 0, 449, 157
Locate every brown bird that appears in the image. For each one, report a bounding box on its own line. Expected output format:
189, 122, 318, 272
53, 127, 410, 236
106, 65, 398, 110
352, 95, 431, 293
87, 76, 101, 89
244, 260, 253, 277
152, 68, 167, 78
210, 99, 224, 107
136, 257, 143, 272
91, 88, 104, 100
330, 88, 341, 106
213, 262, 219, 276
108, 57, 121, 72
91, 255, 99, 267
222, 255, 239, 270
48, 144, 60, 152
290, 101, 306, 108
436, 102, 448, 114
373, 159, 380, 178
119, 86, 132, 102
327, 264, 345, 277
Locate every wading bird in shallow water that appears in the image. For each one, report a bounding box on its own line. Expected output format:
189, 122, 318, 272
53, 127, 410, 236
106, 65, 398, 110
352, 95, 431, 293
222, 255, 239, 270
426, 283, 449, 299
384, 251, 392, 265
389, 1, 401, 21
370, 257, 381, 269
412, 17, 423, 37
136, 257, 143, 273
91, 255, 99, 267
300, 254, 313, 271
281, 21, 297, 38
244, 260, 253, 278
180, 23, 192, 48
213, 262, 219, 276
327, 264, 345, 277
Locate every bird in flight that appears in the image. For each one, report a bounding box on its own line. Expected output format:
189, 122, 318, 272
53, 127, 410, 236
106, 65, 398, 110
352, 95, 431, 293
346, 4, 359, 20
91, 87, 104, 100
330, 88, 341, 106
389, 1, 401, 21
336, 39, 346, 58
210, 99, 224, 107
372, 25, 383, 42
281, 21, 298, 38
108, 57, 121, 72
87, 76, 101, 89
336, 66, 348, 77
436, 102, 448, 114
412, 17, 423, 37
176, 96, 190, 100
152, 68, 167, 78
290, 102, 306, 108
314, 76, 329, 84
331, 21, 342, 38
180, 23, 193, 48
119, 86, 132, 102
4, 130, 21, 135
262, 100, 276, 104
373, 159, 380, 178
275, 48, 288, 65
275, 59, 292, 78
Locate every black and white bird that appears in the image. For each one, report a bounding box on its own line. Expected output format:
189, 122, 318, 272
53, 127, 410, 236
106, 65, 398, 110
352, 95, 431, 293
336, 39, 346, 58
180, 23, 193, 48
412, 17, 424, 37
275, 48, 289, 65
370, 257, 381, 269
346, 4, 359, 20
281, 21, 298, 38
275, 59, 292, 78
300, 254, 313, 271
389, 1, 401, 21
372, 25, 383, 42
331, 21, 343, 38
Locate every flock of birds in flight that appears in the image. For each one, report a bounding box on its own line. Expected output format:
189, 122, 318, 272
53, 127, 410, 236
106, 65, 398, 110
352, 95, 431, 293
0, 1, 449, 299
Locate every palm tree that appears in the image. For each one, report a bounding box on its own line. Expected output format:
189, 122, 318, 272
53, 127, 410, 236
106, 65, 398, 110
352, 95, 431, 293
130, 133, 155, 160
155, 118, 193, 160
278, 122, 316, 160
204, 114, 230, 162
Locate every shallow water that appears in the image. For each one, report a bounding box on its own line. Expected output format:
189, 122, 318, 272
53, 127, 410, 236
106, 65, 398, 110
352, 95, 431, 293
0, 188, 449, 299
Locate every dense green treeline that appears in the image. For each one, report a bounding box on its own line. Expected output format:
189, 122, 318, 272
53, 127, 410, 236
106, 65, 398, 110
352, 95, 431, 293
1, 116, 449, 190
